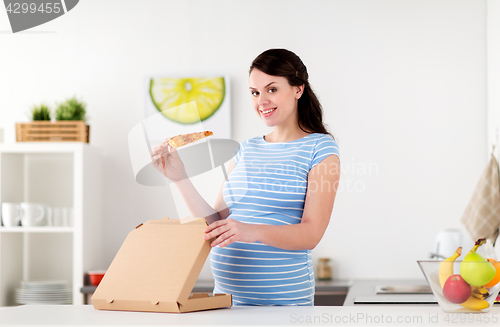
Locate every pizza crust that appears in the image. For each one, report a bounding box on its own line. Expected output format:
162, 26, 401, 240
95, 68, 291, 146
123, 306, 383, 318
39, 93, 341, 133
168, 131, 213, 148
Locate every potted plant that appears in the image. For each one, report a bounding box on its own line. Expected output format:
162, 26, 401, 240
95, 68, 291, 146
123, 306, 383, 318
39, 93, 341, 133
30, 103, 52, 121
54, 96, 87, 121
16, 97, 90, 143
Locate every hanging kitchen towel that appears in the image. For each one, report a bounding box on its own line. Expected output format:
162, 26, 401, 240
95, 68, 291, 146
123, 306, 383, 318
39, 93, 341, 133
461, 154, 500, 243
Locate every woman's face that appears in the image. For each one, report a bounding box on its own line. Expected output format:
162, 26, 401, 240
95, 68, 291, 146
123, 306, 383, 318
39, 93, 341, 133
249, 69, 303, 128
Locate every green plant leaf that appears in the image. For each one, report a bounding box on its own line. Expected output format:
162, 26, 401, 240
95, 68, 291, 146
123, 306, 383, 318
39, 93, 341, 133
55, 96, 87, 121
30, 104, 51, 121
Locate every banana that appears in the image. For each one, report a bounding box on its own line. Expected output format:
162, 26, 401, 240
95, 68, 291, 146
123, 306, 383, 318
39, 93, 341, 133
439, 247, 462, 288
460, 295, 490, 310
464, 238, 487, 257
471, 286, 490, 300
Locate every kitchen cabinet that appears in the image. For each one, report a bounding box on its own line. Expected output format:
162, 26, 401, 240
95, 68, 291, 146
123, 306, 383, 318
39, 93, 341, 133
0, 143, 104, 306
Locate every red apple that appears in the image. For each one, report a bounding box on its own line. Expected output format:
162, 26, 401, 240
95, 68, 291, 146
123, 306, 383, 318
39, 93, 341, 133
443, 274, 471, 303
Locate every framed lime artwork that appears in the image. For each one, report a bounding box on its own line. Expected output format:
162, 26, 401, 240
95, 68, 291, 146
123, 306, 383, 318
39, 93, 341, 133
144, 76, 231, 144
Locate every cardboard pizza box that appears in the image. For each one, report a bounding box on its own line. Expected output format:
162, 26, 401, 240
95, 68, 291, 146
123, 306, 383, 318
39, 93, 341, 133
91, 217, 232, 313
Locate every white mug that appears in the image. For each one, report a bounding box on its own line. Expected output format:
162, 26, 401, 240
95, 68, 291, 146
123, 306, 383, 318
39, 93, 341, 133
433, 229, 464, 259
20, 203, 45, 227
1, 202, 22, 227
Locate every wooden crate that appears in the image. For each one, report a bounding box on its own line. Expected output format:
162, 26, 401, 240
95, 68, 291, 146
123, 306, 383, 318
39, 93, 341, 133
16, 121, 90, 143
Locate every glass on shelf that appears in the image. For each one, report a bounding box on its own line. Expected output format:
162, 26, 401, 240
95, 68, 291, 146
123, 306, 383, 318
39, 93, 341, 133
317, 257, 333, 281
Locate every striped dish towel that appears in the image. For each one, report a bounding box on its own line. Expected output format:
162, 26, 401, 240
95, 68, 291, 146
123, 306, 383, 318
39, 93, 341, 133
461, 154, 500, 243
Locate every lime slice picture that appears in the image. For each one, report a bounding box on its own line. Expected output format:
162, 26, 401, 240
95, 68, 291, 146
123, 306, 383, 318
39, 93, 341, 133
149, 77, 226, 124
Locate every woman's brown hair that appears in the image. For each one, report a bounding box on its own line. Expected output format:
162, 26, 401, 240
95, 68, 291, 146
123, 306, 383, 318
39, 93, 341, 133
249, 49, 334, 139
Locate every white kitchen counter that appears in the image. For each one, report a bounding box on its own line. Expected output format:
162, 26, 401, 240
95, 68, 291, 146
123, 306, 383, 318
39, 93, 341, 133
1, 304, 500, 327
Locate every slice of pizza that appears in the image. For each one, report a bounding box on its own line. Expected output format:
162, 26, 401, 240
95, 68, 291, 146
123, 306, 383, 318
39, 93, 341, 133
168, 131, 213, 148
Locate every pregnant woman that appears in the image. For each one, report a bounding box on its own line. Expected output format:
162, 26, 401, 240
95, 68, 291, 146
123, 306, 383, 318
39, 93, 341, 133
152, 48, 340, 306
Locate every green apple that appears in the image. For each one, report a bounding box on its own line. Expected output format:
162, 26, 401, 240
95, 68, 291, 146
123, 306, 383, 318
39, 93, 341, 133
460, 239, 496, 287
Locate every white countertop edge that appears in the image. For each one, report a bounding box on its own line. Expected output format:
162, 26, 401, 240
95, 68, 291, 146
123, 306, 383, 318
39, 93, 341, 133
1, 304, 500, 326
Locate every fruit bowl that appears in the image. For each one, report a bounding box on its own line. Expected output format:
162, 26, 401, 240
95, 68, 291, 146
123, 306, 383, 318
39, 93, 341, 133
418, 260, 500, 313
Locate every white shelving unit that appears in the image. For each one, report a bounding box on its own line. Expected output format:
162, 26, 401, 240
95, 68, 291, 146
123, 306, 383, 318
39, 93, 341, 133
0, 143, 103, 306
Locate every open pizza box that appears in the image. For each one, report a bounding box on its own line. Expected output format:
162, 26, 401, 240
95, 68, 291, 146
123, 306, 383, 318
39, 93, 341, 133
91, 216, 232, 313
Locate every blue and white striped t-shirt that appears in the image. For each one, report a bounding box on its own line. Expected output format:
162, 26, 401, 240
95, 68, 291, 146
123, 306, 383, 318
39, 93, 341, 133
210, 133, 340, 306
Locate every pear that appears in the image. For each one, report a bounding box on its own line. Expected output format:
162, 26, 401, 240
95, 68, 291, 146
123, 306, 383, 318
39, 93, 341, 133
460, 238, 496, 287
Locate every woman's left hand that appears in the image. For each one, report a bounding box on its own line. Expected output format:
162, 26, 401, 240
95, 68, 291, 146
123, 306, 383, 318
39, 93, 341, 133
203, 218, 256, 248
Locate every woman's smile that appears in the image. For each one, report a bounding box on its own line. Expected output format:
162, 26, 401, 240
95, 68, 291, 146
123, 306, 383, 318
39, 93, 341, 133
260, 107, 277, 117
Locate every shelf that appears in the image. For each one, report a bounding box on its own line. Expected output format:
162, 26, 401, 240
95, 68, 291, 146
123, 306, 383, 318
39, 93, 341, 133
0, 227, 74, 233
0, 143, 88, 154
0, 144, 103, 306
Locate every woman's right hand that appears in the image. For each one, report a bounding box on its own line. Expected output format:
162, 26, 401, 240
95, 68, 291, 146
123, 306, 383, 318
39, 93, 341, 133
151, 138, 188, 182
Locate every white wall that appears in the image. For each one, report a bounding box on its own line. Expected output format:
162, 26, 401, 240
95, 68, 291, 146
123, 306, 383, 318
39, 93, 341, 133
0, 0, 490, 280
488, 0, 500, 157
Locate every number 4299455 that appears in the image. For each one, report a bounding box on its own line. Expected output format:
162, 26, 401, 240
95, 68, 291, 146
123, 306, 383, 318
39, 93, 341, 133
444, 313, 498, 324
6, 3, 62, 14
